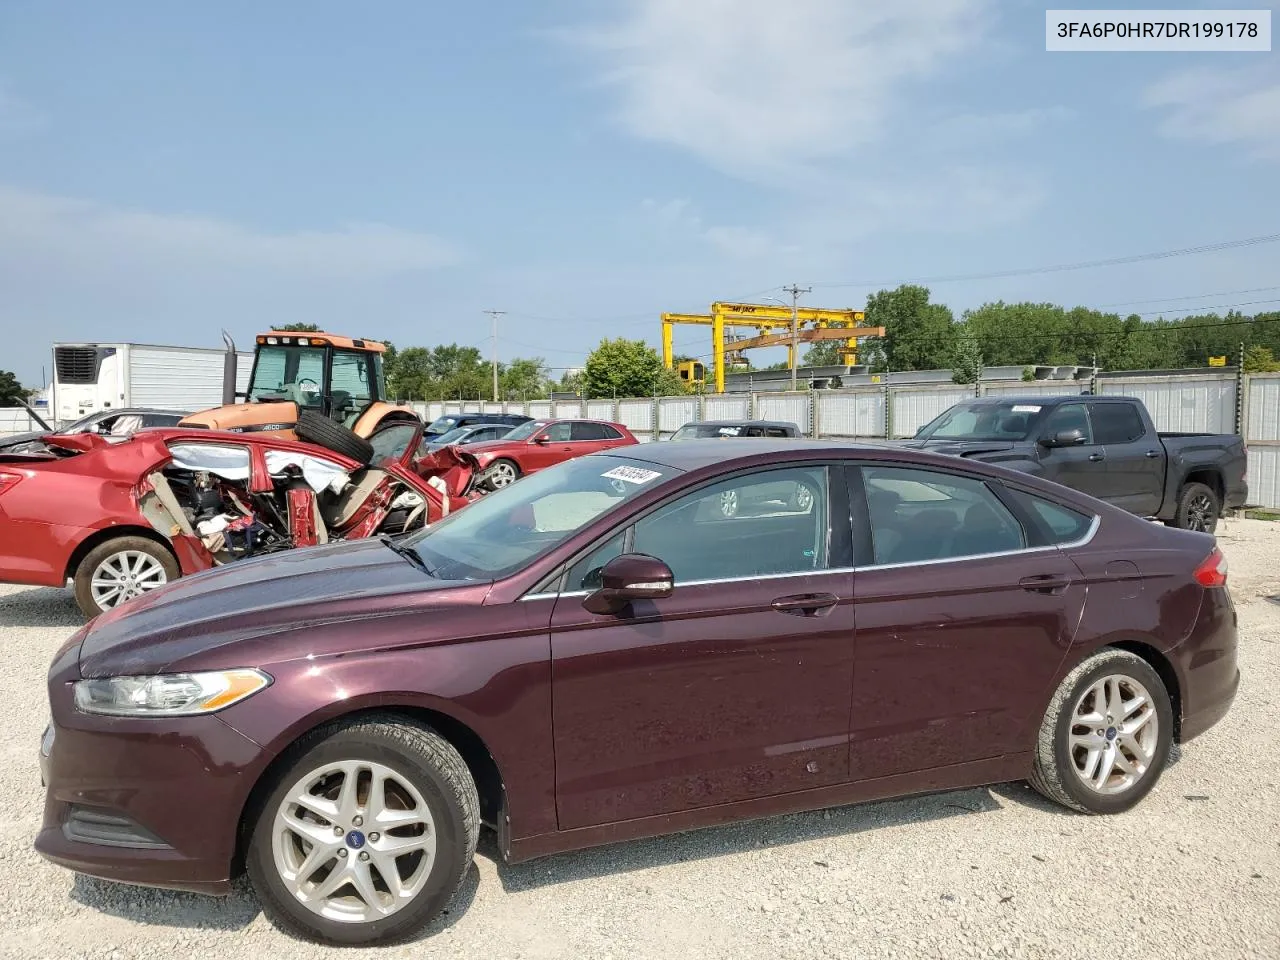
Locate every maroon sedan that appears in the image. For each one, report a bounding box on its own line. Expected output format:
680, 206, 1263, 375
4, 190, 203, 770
36, 440, 1238, 945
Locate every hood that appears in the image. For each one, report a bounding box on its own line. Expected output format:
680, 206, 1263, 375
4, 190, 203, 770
460, 438, 519, 458
894, 438, 1018, 458
77, 537, 477, 677
0, 429, 50, 450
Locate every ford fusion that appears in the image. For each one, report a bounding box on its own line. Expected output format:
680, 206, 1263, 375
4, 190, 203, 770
36, 440, 1238, 946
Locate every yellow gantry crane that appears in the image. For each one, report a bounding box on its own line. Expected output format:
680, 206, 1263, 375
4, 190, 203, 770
661, 301, 885, 393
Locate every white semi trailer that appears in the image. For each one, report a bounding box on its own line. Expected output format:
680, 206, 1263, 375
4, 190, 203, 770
50, 338, 253, 426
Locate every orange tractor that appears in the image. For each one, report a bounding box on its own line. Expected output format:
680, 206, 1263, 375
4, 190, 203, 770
179, 331, 420, 461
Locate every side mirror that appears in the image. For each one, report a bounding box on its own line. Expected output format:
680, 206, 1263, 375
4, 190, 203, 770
1041, 428, 1086, 448
582, 554, 674, 615
533, 434, 550, 444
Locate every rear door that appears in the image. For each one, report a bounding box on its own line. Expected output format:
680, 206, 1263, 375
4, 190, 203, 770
847, 464, 1085, 780
1036, 402, 1111, 499
1088, 401, 1164, 516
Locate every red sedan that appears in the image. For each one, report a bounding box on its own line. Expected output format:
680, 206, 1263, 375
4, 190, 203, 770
0, 422, 471, 617
462, 418, 637, 490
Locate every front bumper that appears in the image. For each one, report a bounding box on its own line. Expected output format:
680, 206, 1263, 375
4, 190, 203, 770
34, 676, 265, 895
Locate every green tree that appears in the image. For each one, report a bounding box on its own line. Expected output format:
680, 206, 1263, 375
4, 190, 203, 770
802, 341, 844, 366
583, 338, 684, 399
388, 346, 436, 400
864, 285, 956, 371
500, 357, 552, 400
0, 370, 26, 407
271, 323, 322, 332
951, 335, 983, 384
1244, 345, 1280, 373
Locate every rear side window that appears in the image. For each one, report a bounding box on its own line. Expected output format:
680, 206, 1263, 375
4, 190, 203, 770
1089, 402, 1146, 444
571, 422, 606, 441
1006, 488, 1094, 544
600, 425, 623, 440
861, 466, 1025, 565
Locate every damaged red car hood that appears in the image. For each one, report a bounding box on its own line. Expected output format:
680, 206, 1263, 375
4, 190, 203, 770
76, 537, 487, 678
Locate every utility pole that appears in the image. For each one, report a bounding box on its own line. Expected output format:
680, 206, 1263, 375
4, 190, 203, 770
484, 310, 505, 402
783, 284, 811, 391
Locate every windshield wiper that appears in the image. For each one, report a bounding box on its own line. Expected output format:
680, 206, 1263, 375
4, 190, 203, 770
379, 533, 435, 577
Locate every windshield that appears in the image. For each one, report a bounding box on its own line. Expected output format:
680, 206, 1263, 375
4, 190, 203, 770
432, 426, 473, 445
672, 423, 744, 440
916, 402, 1046, 442
426, 416, 461, 434
503, 420, 547, 441
403, 454, 674, 580
249, 345, 327, 406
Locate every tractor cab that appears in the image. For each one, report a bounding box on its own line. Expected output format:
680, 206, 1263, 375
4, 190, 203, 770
179, 332, 416, 442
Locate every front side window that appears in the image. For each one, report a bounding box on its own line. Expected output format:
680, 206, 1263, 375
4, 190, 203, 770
627, 467, 829, 583
368, 423, 418, 465
543, 422, 572, 442
1089, 402, 1145, 444
405, 455, 674, 580
330, 351, 375, 408
862, 466, 1024, 565
1041, 403, 1093, 444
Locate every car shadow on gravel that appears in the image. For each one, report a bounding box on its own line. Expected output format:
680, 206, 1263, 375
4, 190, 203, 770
69, 863, 482, 942
486, 786, 1005, 893
0, 586, 84, 629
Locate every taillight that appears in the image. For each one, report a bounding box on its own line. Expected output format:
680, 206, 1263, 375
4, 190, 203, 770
1193, 547, 1228, 587
0, 472, 21, 497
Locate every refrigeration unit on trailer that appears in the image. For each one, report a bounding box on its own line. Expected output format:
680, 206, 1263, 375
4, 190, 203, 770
50, 339, 253, 425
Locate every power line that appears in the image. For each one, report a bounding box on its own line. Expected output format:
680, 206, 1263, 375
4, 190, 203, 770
1095, 285, 1280, 308
803, 233, 1280, 289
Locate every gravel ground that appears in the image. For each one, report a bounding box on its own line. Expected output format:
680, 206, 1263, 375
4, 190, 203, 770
1, 518, 1277, 960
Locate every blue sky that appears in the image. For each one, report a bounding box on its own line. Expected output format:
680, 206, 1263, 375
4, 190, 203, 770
1, 0, 1277, 385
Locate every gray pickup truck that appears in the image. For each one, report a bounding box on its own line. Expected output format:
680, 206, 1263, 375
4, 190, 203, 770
904, 395, 1248, 532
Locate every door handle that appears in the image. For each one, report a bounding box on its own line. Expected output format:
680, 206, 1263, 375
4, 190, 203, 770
1145, 450, 1161, 459
771, 593, 839, 616
1088, 452, 1105, 462
1019, 575, 1071, 595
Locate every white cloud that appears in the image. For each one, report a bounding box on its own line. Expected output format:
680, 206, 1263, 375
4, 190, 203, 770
0, 185, 460, 280
638, 197, 798, 259
560, 0, 992, 182
931, 106, 1074, 146
1144, 66, 1280, 160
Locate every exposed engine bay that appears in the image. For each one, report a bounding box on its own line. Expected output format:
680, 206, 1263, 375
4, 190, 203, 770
136, 442, 448, 567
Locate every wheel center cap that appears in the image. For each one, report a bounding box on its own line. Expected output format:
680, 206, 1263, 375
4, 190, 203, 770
1105, 726, 1117, 741
346, 829, 366, 849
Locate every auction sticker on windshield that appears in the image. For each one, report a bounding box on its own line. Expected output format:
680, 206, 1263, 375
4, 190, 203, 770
1012, 405, 1042, 413
602, 466, 661, 485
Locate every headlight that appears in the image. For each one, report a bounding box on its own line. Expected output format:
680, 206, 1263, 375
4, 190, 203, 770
73, 669, 271, 717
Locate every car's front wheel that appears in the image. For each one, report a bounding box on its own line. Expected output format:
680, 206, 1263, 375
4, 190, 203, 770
247, 715, 479, 946
1029, 648, 1172, 814
481, 458, 520, 491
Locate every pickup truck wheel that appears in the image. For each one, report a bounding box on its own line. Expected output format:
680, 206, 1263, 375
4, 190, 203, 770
1173, 482, 1220, 533
72, 536, 179, 618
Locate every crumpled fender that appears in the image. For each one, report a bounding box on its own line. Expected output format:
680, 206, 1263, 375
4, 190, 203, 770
43, 433, 113, 454
415, 445, 480, 500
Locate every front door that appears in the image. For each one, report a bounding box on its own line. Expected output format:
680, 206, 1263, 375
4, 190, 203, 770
549, 464, 855, 830
1037, 402, 1111, 499
849, 465, 1086, 780
1088, 401, 1165, 516
524, 421, 574, 472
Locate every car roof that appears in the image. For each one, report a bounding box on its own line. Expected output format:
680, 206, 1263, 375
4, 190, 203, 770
964, 395, 1134, 406
619, 438, 894, 471
686, 419, 799, 429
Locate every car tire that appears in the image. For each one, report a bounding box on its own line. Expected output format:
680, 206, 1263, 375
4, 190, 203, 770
246, 714, 479, 947
295, 410, 375, 465
480, 458, 520, 491
72, 536, 179, 618
1028, 648, 1172, 815
1171, 481, 1220, 533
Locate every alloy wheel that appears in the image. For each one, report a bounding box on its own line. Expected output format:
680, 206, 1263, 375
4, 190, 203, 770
488, 462, 517, 488
719, 489, 739, 518
90, 550, 168, 610
794, 484, 814, 511
272, 759, 437, 924
1068, 674, 1159, 796
1187, 494, 1215, 531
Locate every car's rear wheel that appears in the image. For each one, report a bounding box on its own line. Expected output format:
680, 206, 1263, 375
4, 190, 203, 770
1172, 481, 1220, 533
481, 458, 519, 491
1029, 649, 1172, 814
72, 536, 179, 618
247, 714, 479, 946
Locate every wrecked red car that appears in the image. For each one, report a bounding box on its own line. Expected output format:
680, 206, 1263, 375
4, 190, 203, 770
0, 422, 476, 617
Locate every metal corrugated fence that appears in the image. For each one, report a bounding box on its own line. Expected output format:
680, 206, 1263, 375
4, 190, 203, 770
1096, 374, 1237, 434
1246, 374, 1280, 510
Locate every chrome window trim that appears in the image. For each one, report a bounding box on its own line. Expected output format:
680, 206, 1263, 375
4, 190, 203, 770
519, 514, 1099, 601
